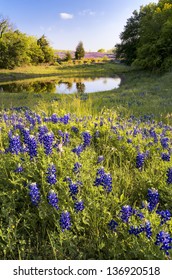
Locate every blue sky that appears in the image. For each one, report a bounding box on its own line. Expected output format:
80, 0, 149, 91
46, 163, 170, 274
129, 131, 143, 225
1, 0, 158, 51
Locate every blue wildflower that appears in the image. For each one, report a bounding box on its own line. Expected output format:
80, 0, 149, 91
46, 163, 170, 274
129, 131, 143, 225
167, 168, 172, 184
136, 152, 145, 169
60, 114, 70, 124
74, 201, 84, 212
73, 162, 82, 174
71, 126, 79, 133
46, 163, 57, 185
8, 134, 21, 155
69, 181, 79, 199
144, 221, 152, 239
38, 125, 48, 144
161, 137, 169, 149
161, 153, 170, 161
94, 167, 112, 192
97, 155, 104, 164
129, 225, 144, 236
157, 210, 171, 225
59, 211, 71, 231
72, 144, 84, 157
51, 113, 59, 123
120, 205, 133, 223
47, 190, 59, 209
43, 132, 54, 155
82, 131, 91, 148
147, 188, 159, 212
14, 164, 23, 173
155, 231, 172, 256
29, 183, 40, 206
108, 219, 118, 231
27, 135, 37, 158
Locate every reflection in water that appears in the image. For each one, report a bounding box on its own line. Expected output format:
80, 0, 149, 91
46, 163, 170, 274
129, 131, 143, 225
0, 77, 121, 94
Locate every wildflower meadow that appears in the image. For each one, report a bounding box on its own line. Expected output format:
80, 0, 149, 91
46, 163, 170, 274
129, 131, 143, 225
0, 102, 172, 260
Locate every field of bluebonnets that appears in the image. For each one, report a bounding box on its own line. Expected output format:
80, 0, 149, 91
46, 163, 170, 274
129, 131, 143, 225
0, 91, 172, 260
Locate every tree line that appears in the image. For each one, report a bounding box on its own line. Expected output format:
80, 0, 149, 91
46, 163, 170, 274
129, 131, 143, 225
0, 16, 87, 69
0, 16, 55, 69
115, 0, 172, 71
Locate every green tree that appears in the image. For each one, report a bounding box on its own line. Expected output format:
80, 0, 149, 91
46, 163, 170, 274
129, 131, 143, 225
64, 51, 72, 61
37, 35, 54, 63
116, 0, 172, 71
115, 10, 141, 65
75, 41, 85, 60
97, 48, 105, 53
0, 16, 12, 38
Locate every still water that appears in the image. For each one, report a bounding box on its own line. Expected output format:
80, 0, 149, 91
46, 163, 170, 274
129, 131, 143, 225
0, 77, 121, 94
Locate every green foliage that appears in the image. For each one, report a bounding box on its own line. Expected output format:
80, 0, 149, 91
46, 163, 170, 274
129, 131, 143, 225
37, 35, 54, 63
116, 0, 172, 71
0, 17, 54, 69
115, 10, 141, 65
97, 48, 105, 53
64, 51, 72, 61
75, 41, 85, 60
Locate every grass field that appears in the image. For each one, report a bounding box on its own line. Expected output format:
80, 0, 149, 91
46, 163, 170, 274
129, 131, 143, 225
0, 62, 172, 123
0, 62, 172, 260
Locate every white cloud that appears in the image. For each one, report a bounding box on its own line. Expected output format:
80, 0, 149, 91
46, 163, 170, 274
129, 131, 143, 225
79, 9, 96, 16
59, 13, 74, 20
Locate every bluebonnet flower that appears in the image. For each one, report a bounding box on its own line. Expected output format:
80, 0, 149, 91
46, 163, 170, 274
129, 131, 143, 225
72, 144, 84, 157
69, 181, 79, 199
58, 130, 70, 145
160, 137, 169, 149
136, 152, 145, 169
8, 134, 22, 155
47, 190, 59, 209
166, 168, 172, 184
144, 221, 152, 239
74, 201, 84, 212
71, 126, 79, 133
94, 167, 112, 192
59, 211, 71, 231
120, 205, 133, 223
97, 155, 104, 164
82, 131, 91, 148
60, 114, 70, 124
51, 113, 59, 123
161, 153, 170, 161
14, 164, 23, 173
38, 125, 48, 144
43, 132, 54, 155
127, 138, 132, 144
46, 163, 57, 185
155, 231, 172, 256
21, 128, 30, 145
129, 225, 144, 236
133, 209, 144, 219
149, 130, 158, 143
25, 111, 36, 127
147, 188, 159, 212
73, 162, 82, 174
108, 219, 118, 231
27, 135, 37, 158
29, 183, 40, 206
157, 210, 171, 225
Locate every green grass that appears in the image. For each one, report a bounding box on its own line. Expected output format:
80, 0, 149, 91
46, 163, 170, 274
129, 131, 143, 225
0, 62, 172, 259
0, 62, 172, 123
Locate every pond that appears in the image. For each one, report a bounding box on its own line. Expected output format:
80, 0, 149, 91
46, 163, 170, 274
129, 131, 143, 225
0, 76, 121, 94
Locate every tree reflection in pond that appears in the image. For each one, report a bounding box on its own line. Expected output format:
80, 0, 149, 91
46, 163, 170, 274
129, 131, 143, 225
0, 76, 121, 94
